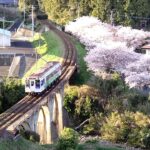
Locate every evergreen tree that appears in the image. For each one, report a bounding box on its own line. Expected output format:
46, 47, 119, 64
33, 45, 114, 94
18, 0, 150, 26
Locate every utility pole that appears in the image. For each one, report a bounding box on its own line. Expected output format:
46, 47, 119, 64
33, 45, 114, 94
2, 17, 5, 48
110, 10, 114, 26
77, 2, 80, 18
3, 4, 5, 18
23, 2, 26, 27
0, 80, 2, 97
32, 5, 34, 37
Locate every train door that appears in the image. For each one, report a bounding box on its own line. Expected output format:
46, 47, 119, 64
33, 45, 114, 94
30, 80, 35, 92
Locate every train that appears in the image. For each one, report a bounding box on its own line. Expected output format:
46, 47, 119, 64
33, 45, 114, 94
25, 61, 61, 93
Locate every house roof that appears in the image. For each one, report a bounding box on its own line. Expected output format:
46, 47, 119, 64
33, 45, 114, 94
141, 44, 150, 50
0, 28, 11, 37
0, 0, 18, 5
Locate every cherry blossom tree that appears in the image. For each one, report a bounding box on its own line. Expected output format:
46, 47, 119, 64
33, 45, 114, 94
65, 16, 150, 88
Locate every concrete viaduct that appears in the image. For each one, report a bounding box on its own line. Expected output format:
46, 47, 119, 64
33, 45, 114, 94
8, 85, 65, 144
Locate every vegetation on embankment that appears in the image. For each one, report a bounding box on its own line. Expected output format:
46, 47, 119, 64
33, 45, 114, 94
0, 78, 25, 113
64, 74, 150, 149
22, 30, 65, 83
0, 137, 49, 150
0, 128, 123, 150
71, 40, 91, 85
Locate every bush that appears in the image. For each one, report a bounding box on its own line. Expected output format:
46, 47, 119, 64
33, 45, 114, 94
56, 128, 79, 150
0, 78, 25, 112
101, 111, 150, 148
101, 112, 131, 142
83, 113, 103, 135
64, 86, 78, 114
20, 130, 40, 143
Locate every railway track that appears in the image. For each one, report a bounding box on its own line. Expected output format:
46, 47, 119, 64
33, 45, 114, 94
0, 20, 77, 137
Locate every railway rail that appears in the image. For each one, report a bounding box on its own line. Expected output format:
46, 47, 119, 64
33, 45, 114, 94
0, 20, 77, 137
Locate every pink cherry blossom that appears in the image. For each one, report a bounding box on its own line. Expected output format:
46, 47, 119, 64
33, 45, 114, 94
65, 16, 150, 88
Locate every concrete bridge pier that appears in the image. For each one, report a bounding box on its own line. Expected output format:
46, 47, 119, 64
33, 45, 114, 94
55, 88, 64, 135
8, 85, 65, 144
34, 87, 64, 144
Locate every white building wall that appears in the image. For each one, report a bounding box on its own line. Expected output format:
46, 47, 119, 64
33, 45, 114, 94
0, 34, 11, 47
146, 49, 150, 55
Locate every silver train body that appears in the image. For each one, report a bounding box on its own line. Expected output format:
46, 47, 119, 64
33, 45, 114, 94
25, 61, 61, 93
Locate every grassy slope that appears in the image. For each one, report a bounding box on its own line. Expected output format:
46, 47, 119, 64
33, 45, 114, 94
0, 137, 123, 150
0, 137, 50, 150
71, 39, 91, 85
76, 143, 123, 150
22, 31, 64, 83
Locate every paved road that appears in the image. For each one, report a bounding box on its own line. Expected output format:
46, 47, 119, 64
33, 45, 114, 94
9, 19, 22, 32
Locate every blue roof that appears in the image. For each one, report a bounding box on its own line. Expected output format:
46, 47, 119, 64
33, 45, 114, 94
0, 28, 11, 36
0, 0, 18, 4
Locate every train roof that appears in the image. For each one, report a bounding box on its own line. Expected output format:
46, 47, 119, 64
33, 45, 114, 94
29, 61, 60, 79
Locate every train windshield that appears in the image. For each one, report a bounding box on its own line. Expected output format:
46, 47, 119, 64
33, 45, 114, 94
26, 80, 30, 87
41, 79, 45, 86
36, 80, 40, 89
31, 81, 34, 86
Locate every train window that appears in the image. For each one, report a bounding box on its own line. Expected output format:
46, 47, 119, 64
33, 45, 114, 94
41, 79, 45, 86
31, 81, 34, 86
26, 80, 30, 87
36, 80, 40, 88
46, 74, 51, 81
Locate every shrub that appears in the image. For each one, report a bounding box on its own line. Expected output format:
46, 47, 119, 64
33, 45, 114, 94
83, 113, 103, 135
64, 86, 78, 114
20, 130, 40, 143
101, 112, 131, 142
56, 128, 79, 150
101, 111, 150, 148
142, 132, 150, 149
127, 93, 147, 110
1, 78, 25, 112
127, 112, 150, 148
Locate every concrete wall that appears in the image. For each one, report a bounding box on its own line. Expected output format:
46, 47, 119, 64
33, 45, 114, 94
0, 34, 11, 47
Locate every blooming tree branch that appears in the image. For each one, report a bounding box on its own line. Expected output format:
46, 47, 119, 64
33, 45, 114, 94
65, 16, 150, 88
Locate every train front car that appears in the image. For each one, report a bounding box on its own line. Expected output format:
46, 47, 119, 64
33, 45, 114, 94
25, 62, 61, 93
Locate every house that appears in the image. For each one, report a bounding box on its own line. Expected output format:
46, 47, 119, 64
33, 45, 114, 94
0, 28, 11, 47
141, 44, 150, 55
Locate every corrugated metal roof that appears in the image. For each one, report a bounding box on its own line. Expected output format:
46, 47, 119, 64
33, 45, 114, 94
141, 44, 150, 49
0, 28, 11, 36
